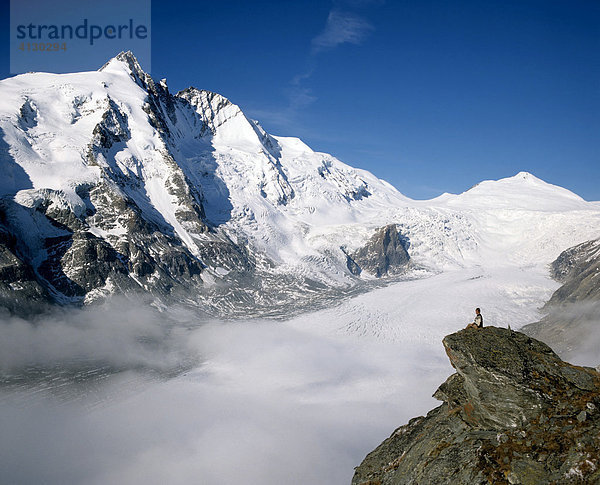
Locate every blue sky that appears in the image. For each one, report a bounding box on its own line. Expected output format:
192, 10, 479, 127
1, 0, 599, 200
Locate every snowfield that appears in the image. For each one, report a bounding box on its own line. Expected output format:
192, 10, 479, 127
3, 53, 598, 293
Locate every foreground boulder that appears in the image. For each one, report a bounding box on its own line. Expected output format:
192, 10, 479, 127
352, 327, 600, 485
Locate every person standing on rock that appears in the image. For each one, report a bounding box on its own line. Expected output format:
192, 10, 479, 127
466, 308, 483, 329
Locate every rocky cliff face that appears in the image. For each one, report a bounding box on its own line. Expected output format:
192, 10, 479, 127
523, 238, 600, 361
546, 238, 600, 305
0, 212, 50, 313
345, 225, 410, 278
352, 327, 600, 485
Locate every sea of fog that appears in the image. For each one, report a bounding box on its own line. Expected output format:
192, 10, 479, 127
1, 269, 598, 484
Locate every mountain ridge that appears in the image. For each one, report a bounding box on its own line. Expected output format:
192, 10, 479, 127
0, 51, 599, 315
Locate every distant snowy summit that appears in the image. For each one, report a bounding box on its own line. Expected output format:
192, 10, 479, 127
434, 171, 588, 211
0, 51, 599, 315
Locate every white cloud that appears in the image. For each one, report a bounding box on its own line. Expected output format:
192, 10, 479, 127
253, 8, 375, 131
2, 271, 596, 483
0, 301, 450, 485
0, 298, 199, 374
311, 9, 374, 53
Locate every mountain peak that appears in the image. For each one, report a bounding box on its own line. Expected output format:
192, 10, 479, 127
99, 51, 152, 89
99, 50, 139, 71
482, 171, 545, 187
439, 171, 588, 211
512, 170, 537, 180
114, 50, 139, 64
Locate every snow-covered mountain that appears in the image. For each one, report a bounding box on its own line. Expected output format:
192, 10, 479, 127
0, 51, 599, 316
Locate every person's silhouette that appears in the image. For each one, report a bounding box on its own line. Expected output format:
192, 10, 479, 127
465, 308, 483, 329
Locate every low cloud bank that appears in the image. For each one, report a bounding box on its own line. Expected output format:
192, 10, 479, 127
537, 301, 600, 368
0, 299, 451, 485
2, 289, 598, 484
0, 298, 200, 374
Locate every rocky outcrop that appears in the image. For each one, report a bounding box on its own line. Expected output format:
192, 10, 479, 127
0, 223, 50, 314
546, 238, 600, 305
346, 225, 409, 278
523, 238, 600, 360
352, 327, 600, 485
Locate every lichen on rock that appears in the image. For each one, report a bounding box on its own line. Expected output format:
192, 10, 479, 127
352, 327, 600, 485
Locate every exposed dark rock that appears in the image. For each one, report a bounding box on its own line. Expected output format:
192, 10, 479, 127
91, 97, 131, 149
348, 225, 409, 278
547, 238, 600, 305
352, 327, 600, 485
0, 223, 51, 313
316, 160, 371, 202
18, 99, 38, 130
523, 238, 600, 361
343, 247, 362, 276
